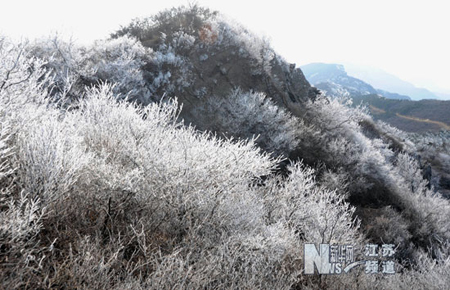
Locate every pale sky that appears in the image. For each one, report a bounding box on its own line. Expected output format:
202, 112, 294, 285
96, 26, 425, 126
1, 0, 449, 94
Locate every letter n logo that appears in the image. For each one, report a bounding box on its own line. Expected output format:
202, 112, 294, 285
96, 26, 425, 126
304, 243, 331, 274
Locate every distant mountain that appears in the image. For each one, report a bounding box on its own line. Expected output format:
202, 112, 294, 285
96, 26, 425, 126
301, 63, 410, 100
344, 64, 439, 100
376, 89, 412, 100
300, 63, 450, 133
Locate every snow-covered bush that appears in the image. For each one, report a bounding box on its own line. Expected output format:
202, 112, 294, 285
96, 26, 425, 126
263, 163, 361, 245
1, 74, 302, 288
0, 191, 49, 289
0, 37, 50, 111
29, 35, 152, 104
194, 89, 313, 157
1, 4, 450, 288
86, 36, 151, 102
389, 153, 450, 255
301, 92, 450, 264
302, 95, 392, 190
0, 67, 51, 287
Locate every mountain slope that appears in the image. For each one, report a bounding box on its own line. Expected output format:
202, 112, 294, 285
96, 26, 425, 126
1, 5, 450, 289
353, 94, 450, 133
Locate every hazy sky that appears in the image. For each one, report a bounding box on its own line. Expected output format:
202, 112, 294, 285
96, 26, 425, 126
1, 0, 449, 93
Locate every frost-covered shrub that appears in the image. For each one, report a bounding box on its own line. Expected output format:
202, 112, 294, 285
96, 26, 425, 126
302, 95, 392, 190
29, 35, 152, 104
2, 5, 450, 287
412, 130, 450, 155
389, 153, 450, 252
194, 89, 312, 156
85, 36, 152, 102
0, 191, 51, 289
319, 167, 350, 197
359, 206, 412, 249
29, 36, 92, 102
147, 37, 193, 96
6, 81, 303, 288
0, 37, 50, 111
68, 85, 279, 246
0, 103, 51, 288
0, 116, 13, 182
372, 119, 415, 152
13, 109, 91, 208
212, 16, 275, 74
305, 95, 367, 135
263, 163, 361, 245
143, 226, 300, 290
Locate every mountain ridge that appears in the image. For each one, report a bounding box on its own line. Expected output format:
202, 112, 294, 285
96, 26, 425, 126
344, 63, 440, 100
301, 62, 411, 100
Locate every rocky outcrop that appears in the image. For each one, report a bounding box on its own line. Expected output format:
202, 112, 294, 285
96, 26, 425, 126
113, 6, 317, 126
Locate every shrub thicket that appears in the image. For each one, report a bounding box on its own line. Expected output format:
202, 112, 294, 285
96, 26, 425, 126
1, 5, 450, 289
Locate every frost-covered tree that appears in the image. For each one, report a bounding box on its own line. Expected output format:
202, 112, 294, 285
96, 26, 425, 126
193, 88, 315, 157
29, 35, 152, 104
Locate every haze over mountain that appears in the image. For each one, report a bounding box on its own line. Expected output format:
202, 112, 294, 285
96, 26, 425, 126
301, 63, 410, 100
344, 63, 441, 100
436, 91, 450, 100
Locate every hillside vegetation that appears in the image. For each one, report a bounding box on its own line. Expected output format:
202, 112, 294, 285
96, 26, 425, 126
1, 5, 450, 289
353, 94, 450, 133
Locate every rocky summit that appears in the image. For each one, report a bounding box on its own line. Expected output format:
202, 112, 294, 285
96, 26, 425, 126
112, 6, 318, 125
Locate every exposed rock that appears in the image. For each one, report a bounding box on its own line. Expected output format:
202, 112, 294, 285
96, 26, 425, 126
113, 6, 317, 127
